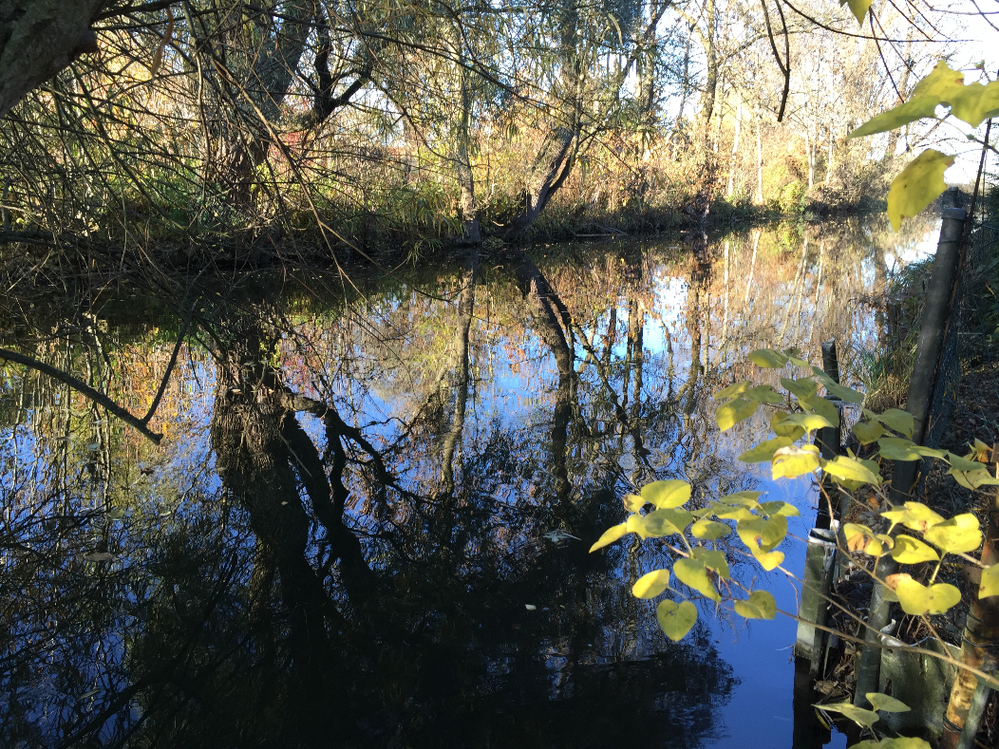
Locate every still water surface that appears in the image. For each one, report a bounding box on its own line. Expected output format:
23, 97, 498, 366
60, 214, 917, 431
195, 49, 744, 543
0, 217, 934, 748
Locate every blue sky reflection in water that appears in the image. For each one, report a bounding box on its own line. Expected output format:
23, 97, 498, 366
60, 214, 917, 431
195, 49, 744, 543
0, 216, 937, 748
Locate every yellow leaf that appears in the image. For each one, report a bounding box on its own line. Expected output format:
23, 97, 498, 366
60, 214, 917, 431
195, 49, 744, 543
734, 590, 777, 619
911, 60, 967, 99
716, 397, 759, 431
848, 96, 939, 139
589, 522, 628, 552
622, 493, 645, 512
881, 502, 945, 533
980, 564, 999, 599
753, 548, 785, 571
867, 693, 911, 713
692, 547, 730, 579
748, 348, 788, 368
923, 513, 982, 554
674, 558, 721, 602
715, 380, 751, 399
691, 518, 732, 540
946, 79, 999, 128
891, 535, 940, 564
772, 444, 821, 479
640, 480, 691, 509
656, 599, 698, 641
823, 455, 882, 486
887, 150, 955, 232
844, 523, 875, 553
842, 0, 873, 25
632, 569, 671, 599
739, 436, 794, 464
644, 508, 693, 537
892, 576, 961, 615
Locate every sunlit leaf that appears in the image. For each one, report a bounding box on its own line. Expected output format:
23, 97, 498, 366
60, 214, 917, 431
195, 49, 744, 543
839, 398, 871, 433
759, 500, 800, 518
817, 700, 880, 728
887, 150, 955, 232
748, 348, 788, 368
823, 455, 882, 486
923, 513, 982, 554
632, 569, 671, 599
876, 409, 915, 438
848, 96, 939, 139
641, 480, 691, 509
844, 523, 875, 553
644, 508, 693, 537
692, 547, 730, 579
980, 564, 999, 599
716, 397, 759, 431
656, 599, 698, 641
674, 558, 721, 602
712, 504, 757, 523
948, 467, 999, 490
753, 548, 785, 571
947, 79, 999, 128
801, 394, 840, 427
911, 60, 967, 100
627, 513, 651, 539
739, 436, 794, 464
719, 490, 763, 507
772, 444, 821, 479
623, 493, 645, 512
734, 590, 777, 620
772, 412, 806, 440
886, 574, 961, 615
691, 518, 732, 540
842, 0, 873, 25
891, 535, 940, 564
881, 502, 945, 533
715, 380, 751, 399
780, 413, 834, 434
781, 376, 818, 400
589, 522, 628, 552
738, 515, 787, 553
867, 693, 911, 713
877, 437, 922, 462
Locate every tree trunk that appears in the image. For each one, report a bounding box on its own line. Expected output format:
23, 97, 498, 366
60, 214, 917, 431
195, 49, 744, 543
0, 0, 105, 118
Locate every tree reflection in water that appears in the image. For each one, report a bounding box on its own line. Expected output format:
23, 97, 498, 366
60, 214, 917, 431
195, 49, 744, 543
2, 220, 911, 747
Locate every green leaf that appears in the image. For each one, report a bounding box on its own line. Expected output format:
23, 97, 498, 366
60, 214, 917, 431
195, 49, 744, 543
866, 693, 911, 713
632, 569, 671, 599
674, 557, 721, 602
712, 504, 757, 523
947, 79, 999, 128
745, 385, 784, 404
843, 0, 873, 25
715, 380, 751, 399
877, 437, 921, 461
887, 150, 955, 232
923, 513, 982, 554
590, 523, 629, 552
781, 376, 818, 399
889, 574, 961, 615
852, 420, 884, 445
817, 700, 880, 728
641, 480, 691, 509
848, 96, 940, 139
692, 547, 730, 579
891, 535, 940, 564
656, 599, 698, 641
980, 564, 999, 599
716, 398, 759, 431
823, 455, 882, 486
881, 502, 945, 533
734, 590, 777, 619
739, 436, 794, 463
877, 409, 915, 438
748, 348, 788, 368
772, 444, 821, 479
801, 394, 840, 427
823, 381, 866, 405
946, 453, 984, 472
691, 518, 732, 540
644, 508, 693, 537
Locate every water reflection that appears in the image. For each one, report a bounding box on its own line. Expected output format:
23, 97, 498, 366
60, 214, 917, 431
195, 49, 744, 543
0, 216, 929, 748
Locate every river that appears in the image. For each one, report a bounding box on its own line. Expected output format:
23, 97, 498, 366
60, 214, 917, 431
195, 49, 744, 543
0, 215, 938, 748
